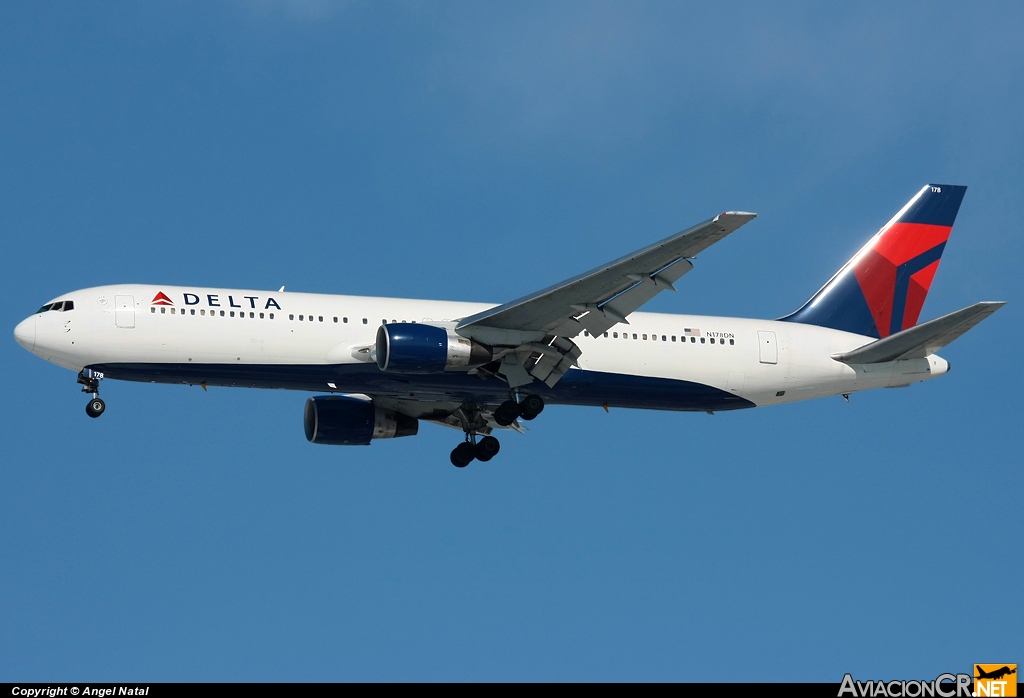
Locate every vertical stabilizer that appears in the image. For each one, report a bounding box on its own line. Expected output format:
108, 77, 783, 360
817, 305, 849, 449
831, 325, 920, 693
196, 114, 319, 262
780, 184, 967, 338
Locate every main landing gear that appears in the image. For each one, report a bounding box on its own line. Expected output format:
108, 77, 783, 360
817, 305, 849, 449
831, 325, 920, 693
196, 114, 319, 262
449, 394, 545, 468
493, 393, 544, 426
78, 369, 105, 418
450, 435, 501, 468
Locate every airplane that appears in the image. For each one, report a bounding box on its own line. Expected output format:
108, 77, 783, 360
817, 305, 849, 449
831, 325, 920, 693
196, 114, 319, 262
975, 666, 1017, 681
13, 184, 1004, 467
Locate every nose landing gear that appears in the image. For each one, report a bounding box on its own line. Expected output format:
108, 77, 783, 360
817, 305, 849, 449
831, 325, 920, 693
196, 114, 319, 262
78, 369, 105, 418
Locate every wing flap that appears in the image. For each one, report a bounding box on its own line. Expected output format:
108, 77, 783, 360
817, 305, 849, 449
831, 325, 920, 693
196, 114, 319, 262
832, 301, 1005, 364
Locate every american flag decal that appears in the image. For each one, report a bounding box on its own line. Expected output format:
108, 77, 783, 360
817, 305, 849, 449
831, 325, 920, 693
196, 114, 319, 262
684, 328, 700, 337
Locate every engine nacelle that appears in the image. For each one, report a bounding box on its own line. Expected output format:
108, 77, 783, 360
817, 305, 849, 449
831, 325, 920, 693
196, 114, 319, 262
304, 395, 418, 445
375, 323, 491, 373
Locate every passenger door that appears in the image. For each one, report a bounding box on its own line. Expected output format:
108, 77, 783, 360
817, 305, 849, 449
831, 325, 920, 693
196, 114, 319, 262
114, 295, 135, 328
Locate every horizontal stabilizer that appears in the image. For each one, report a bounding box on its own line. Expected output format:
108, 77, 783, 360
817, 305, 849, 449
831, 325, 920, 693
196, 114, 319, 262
832, 301, 1005, 364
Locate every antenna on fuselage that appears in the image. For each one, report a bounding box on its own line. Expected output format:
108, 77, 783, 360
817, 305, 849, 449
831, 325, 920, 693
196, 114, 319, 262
278, 286, 285, 292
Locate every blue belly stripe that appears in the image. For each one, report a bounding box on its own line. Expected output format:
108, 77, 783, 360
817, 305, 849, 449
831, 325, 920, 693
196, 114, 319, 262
88, 362, 755, 412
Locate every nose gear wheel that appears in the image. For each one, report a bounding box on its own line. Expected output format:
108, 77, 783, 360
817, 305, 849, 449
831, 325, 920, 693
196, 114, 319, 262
78, 369, 106, 419
86, 398, 105, 418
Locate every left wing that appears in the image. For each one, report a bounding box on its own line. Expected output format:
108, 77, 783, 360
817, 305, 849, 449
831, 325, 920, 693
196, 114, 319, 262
456, 211, 757, 387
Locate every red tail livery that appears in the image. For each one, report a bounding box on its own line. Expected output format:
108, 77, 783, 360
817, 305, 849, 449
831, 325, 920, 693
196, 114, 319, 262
782, 184, 967, 338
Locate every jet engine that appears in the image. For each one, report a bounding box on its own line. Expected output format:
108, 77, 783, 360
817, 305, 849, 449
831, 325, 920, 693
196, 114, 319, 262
375, 323, 491, 373
304, 395, 418, 445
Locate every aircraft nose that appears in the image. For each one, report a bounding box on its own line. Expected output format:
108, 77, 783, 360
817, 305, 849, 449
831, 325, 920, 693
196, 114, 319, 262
14, 316, 36, 351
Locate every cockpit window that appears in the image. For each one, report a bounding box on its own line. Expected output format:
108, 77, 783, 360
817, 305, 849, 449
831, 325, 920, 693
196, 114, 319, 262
36, 300, 74, 313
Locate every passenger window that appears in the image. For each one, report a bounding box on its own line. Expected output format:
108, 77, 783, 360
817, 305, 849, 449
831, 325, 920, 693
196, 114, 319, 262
671, 336, 676, 342
250, 312, 254, 318
319, 316, 323, 322
362, 318, 367, 324
632, 333, 637, 339
309, 315, 313, 322
269, 313, 274, 319
298, 315, 303, 321
259, 312, 264, 319
220, 310, 225, 317
171, 308, 175, 314
151, 307, 156, 314
690, 337, 695, 343
343, 317, 348, 323
642, 334, 647, 340
603, 332, 608, 337
700, 337, 705, 344
710, 337, 715, 344
333, 317, 338, 323
730, 339, 734, 345
161, 307, 166, 314
289, 314, 294, 320
584, 330, 589, 337
662, 335, 666, 341
613, 332, 618, 338
230, 311, 235, 317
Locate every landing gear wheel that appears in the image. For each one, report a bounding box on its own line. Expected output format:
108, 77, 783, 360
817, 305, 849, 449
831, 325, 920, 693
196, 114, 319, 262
85, 398, 106, 418
494, 400, 520, 426
518, 394, 544, 421
475, 436, 500, 462
450, 442, 476, 468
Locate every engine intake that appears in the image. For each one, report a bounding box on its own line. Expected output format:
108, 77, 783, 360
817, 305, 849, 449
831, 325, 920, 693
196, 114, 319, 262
304, 395, 418, 445
375, 323, 491, 373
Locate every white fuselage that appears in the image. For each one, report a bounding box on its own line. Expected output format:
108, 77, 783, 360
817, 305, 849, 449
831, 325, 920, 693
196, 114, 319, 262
14, 284, 950, 411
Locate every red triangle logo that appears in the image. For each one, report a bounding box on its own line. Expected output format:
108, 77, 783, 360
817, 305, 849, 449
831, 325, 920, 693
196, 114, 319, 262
152, 291, 174, 306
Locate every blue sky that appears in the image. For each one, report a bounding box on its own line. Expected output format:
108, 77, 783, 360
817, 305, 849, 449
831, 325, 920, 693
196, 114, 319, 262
1, 1, 1021, 681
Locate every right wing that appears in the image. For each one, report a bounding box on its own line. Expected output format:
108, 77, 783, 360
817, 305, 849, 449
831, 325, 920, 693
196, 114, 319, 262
457, 211, 757, 340
832, 301, 1005, 364
455, 212, 757, 388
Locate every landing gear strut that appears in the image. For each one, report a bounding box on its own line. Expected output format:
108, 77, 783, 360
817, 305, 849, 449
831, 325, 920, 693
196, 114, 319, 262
493, 393, 545, 426
78, 369, 105, 418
